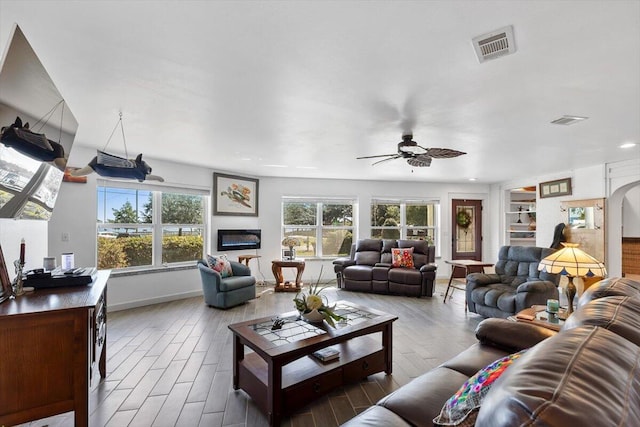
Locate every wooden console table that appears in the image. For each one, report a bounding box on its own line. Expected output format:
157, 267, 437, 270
0, 270, 110, 427
272, 259, 305, 292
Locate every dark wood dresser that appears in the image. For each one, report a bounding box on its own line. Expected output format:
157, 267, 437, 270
0, 270, 110, 427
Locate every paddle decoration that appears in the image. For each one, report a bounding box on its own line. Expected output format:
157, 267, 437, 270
70, 113, 163, 182
0, 101, 68, 171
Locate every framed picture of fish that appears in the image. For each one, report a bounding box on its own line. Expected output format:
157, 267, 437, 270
213, 172, 259, 216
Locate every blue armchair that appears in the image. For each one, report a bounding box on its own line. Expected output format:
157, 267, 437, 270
197, 259, 256, 309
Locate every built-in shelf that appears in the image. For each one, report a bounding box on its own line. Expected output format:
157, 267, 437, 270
505, 187, 537, 246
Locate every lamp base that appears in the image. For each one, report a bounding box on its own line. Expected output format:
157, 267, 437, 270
565, 276, 577, 315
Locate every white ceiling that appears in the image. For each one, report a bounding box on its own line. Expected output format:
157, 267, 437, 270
1, 0, 638, 184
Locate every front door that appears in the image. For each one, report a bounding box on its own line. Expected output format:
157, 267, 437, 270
451, 199, 483, 263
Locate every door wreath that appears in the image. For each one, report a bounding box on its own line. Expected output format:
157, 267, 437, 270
456, 209, 472, 229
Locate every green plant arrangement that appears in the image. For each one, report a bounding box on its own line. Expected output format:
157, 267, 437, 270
293, 268, 345, 327
456, 209, 472, 229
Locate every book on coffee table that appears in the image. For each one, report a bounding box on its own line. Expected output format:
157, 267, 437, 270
312, 347, 339, 362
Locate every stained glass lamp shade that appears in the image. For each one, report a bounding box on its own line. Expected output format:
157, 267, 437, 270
538, 243, 607, 315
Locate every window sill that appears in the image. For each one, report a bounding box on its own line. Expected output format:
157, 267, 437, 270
109, 264, 196, 278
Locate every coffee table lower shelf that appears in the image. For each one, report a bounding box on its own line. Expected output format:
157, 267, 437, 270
237, 335, 384, 418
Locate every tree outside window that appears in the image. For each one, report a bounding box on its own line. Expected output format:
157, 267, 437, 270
97, 186, 206, 270
283, 199, 354, 257
371, 199, 438, 245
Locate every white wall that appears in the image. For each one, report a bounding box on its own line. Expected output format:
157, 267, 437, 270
257, 177, 491, 282
489, 164, 606, 257
44, 146, 491, 310
623, 185, 640, 237
3, 148, 631, 310
0, 218, 47, 280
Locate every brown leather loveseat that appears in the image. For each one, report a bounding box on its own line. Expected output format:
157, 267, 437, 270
342, 277, 640, 426
332, 238, 437, 297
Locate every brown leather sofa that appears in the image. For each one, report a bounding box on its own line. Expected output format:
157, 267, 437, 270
342, 277, 640, 426
332, 239, 437, 297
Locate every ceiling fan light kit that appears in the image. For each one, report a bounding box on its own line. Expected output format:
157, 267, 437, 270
357, 134, 466, 168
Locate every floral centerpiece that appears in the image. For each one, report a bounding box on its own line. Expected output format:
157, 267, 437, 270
293, 268, 345, 327
281, 236, 300, 250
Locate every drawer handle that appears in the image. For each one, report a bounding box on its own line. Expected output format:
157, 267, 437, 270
313, 382, 321, 393
362, 360, 369, 370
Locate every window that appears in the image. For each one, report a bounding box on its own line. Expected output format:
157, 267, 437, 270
371, 199, 438, 246
282, 198, 355, 258
97, 182, 207, 270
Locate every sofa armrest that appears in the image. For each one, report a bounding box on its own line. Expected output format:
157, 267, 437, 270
516, 280, 556, 294
419, 263, 437, 273
230, 261, 251, 276
198, 262, 222, 289
475, 318, 557, 352
333, 257, 356, 268
466, 273, 501, 291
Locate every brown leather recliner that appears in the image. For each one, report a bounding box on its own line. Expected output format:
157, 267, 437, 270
333, 238, 437, 297
342, 277, 640, 427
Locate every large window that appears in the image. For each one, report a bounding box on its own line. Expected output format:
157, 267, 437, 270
282, 198, 355, 258
371, 199, 439, 246
97, 182, 207, 270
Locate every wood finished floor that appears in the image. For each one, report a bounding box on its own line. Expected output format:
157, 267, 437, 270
19, 281, 483, 427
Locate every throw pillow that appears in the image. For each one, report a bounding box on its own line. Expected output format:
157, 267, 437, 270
206, 254, 233, 278
433, 349, 528, 426
391, 247, 414, 268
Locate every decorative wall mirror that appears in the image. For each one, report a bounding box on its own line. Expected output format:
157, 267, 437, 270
568, 206, 597, 229
560, 198, 606, 264
0, 25, 78, 219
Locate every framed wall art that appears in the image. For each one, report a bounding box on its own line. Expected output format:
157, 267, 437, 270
213, 172, 259, 216
539, 177, 572, 199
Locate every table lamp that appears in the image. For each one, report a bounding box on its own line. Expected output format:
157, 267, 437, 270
538, 243, 607, 315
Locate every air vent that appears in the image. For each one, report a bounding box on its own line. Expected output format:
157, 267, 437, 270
550, 115, 589, 126
472, 25, 516, 63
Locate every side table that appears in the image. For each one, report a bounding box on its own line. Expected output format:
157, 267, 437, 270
509, 305, 566, 332
443, 260, 494, 311
271, 259, 305, 292
238, 254, 261, 266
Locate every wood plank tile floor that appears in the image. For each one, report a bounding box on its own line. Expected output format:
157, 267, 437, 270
19, 281, 482, 427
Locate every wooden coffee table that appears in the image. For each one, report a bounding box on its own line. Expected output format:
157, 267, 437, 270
228, 301, 397, 426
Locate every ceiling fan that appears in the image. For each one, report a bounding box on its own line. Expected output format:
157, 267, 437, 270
357, 134, 467, 167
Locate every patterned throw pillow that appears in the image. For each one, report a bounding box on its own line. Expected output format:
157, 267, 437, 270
433, 349, 528, 426
206, 254, 233, 278
391, 247, 415, 268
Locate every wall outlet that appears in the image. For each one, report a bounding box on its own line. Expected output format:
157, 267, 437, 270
61, 232, 70, 242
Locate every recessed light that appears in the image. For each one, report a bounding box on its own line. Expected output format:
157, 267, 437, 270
620, 143, 637, 149
468, 178, 477, 181
263, 164, 287, 168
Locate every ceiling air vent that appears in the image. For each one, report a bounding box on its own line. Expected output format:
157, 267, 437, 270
472, 25, 516, 63
550, 115, 589, 126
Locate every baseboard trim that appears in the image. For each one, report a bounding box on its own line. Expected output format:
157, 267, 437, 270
109, 290, 203, 312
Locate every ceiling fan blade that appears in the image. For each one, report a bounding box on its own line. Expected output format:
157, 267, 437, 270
356, 153, 397, 159
424, 148, 467, 158
407, 155, 432, 167
372, 155, 400, 166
